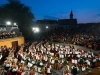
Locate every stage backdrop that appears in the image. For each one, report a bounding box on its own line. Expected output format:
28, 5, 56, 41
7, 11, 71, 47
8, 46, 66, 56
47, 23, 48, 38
0, 37, 24, 47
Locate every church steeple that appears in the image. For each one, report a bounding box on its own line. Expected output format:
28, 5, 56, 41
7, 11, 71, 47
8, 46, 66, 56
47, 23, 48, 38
70, 10, 73, 19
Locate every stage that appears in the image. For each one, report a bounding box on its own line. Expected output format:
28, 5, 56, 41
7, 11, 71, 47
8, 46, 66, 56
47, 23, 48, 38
0, 37, 24, 47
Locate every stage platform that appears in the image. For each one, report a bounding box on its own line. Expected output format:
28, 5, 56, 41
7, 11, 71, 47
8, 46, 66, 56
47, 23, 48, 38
0, 37, 24, 47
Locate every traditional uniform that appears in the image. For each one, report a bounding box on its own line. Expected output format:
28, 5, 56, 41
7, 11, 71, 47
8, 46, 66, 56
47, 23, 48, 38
78, 58, 84, 66
54, 59, 60, 70
59, 49, 64, 58
46, 64, 52, 75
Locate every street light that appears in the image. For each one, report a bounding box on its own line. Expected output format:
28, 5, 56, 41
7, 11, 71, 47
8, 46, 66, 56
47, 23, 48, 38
46, 26, 48, 29
6, 21, 11, 25
32, 27, 40, 33
13, 23, 18, 28
14, 23, 16, 25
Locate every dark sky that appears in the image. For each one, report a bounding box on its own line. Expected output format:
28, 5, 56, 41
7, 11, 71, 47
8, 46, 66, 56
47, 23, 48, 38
0, 0, 100, 23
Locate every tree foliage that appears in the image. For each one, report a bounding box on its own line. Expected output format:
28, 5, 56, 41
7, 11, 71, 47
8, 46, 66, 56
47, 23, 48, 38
0, 0, 35, 39
0, 0, 34, 26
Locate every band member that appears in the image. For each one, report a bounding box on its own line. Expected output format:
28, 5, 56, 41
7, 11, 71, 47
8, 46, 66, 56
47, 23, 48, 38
54, 57, 60, 70
46, 62, 52, 75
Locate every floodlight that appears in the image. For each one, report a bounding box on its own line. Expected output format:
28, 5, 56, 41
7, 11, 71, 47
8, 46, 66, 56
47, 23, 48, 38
32, 28, 35, 30
46, 26, 48, 29
14, 23, 16, 25
32, 27, 40, 33
35, 28, 39, 32
6, 21, 11, 25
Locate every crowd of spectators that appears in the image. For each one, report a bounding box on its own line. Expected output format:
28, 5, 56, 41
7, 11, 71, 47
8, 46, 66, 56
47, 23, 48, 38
0, 31, 17, 39
0, 41, 100, 75
48, 25, 100, 50
48, 27, 70, 43
0, 24, 100, 75
71, 25, 100, 50
72, 34, 99, 49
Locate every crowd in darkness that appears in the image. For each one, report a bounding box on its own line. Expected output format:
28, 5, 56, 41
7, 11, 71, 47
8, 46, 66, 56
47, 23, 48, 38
0, 31, 17, 39
48, 25, 100, 50
48, 27, 69, 43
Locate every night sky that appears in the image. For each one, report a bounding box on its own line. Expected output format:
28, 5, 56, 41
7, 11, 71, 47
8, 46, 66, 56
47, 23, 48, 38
0, 0, 100, 23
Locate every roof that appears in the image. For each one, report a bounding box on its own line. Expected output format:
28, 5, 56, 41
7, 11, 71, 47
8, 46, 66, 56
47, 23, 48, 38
36, 20, 58, 24
58, 19, 77, 25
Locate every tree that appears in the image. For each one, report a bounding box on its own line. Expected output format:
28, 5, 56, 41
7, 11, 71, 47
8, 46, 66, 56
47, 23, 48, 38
0, 0, 35, 39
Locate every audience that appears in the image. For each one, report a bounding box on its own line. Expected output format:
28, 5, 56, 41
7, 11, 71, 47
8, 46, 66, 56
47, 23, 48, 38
0, 24, 100, 75
0, 41, 100, 75
48, 25, 100, 50
0, 31, 17, 39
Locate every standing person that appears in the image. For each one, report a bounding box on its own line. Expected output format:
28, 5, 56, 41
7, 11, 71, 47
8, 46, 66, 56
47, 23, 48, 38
46, 62, 52, 75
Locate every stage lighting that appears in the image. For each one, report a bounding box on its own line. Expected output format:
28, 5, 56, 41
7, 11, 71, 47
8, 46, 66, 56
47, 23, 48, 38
32, 27, 40, 33
6, 21, 11, 25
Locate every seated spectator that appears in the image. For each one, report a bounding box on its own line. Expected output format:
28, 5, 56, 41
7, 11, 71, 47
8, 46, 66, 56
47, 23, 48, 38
0, 31, 17, 39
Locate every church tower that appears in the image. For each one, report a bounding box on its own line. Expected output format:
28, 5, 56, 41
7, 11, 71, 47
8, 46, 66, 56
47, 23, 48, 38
70, 10, 73, 19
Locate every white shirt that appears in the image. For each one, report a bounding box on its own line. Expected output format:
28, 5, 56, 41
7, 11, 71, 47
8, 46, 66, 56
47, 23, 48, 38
93, 59, 96, 62
36, 55, 39, 60
27, 62, 33, 67
47, 66, 52, 73
0, 49, 1, 52
60, 51, 63, 54
77, 54, 80, 58
21, 72, 29, 75
12, 67, 18, 72
82, 67, 86, 71
85, 60, 90, 65
6, 64, 11, 67
44, 56, 48, 61
32, 61, 35, 64
40, 62, 43, 66
21, 60, 25, 64
0, 55, 2, 60
51, 59, 55, 64
38, 67, 41, 72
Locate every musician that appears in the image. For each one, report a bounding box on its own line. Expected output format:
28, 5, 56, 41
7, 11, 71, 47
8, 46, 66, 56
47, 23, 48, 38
81, 65, 86, 72
11, 65, 18, 75
63, 65, 71, 75
0, 53, 2, 60
71, 64, 79, 75
54, 57, 60, 70
46, 62, 52, 75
